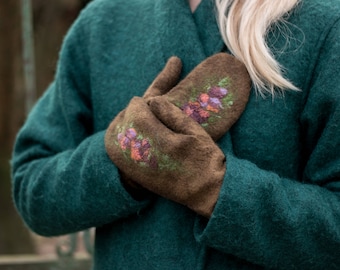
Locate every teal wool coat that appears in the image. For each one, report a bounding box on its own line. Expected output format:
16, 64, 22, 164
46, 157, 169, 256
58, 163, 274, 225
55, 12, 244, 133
11, 0, 340, 269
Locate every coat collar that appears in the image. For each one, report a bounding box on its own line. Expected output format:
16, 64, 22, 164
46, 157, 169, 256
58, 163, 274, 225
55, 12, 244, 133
154, 0, 224, 76
193, 0, 225, 57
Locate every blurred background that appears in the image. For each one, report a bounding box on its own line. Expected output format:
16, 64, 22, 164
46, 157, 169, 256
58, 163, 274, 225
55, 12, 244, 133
0, 0, 92, 268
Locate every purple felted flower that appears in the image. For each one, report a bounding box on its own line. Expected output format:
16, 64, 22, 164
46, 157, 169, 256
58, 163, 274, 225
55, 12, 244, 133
118, 133, 131, 150
208, 86, 228, 99
209, 97, 223, 108
140, 139, 151, 162
125, 128, 137, 140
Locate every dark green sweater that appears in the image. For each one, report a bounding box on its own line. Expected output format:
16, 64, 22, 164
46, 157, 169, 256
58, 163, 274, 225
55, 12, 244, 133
11, 0, 340, 269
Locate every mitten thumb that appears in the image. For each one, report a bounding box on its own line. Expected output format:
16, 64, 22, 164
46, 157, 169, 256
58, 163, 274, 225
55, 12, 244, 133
143, 57, 182, 100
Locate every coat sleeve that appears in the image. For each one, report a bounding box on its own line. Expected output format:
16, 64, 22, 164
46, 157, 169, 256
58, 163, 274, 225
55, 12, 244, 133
11, 8, 150, 237
193, 18, 340, 269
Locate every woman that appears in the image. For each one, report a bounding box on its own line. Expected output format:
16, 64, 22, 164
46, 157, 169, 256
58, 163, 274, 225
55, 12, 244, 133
11, 0, 340, 269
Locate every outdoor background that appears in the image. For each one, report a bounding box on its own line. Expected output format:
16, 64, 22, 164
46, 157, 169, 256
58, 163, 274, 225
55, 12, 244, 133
0, 0, 91, 257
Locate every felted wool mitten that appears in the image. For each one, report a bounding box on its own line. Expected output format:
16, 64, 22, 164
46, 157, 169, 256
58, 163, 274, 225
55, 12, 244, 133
105, 96, 226, 218
147, 53, 251, 141
114, 57, 183, 200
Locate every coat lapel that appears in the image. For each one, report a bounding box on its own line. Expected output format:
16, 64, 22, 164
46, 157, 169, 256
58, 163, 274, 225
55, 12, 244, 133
154, 0, 223, 76
193, 0, 225, 56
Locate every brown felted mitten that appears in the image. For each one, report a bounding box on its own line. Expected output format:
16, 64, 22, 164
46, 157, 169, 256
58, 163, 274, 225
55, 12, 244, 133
113, 57, 182, 200
105, 96, 226, 218
147, 53, 251, 141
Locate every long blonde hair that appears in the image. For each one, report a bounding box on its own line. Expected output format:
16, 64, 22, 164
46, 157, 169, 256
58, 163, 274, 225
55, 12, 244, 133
215, 0, 300, 96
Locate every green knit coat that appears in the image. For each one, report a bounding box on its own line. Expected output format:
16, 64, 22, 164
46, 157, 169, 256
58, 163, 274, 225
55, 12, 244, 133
11, 0, 340, 269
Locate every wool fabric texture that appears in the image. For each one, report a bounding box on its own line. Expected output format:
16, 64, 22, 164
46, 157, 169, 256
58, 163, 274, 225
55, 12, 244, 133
11, 0, 340, 269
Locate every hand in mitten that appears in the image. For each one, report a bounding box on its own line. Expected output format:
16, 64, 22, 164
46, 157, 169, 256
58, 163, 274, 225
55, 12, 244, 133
113, 57, 182, 200
105, 97, 226, 218
147, 53, 251, 141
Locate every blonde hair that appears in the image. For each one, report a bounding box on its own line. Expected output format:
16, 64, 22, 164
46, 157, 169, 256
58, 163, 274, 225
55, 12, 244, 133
215, 0, 300, 96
